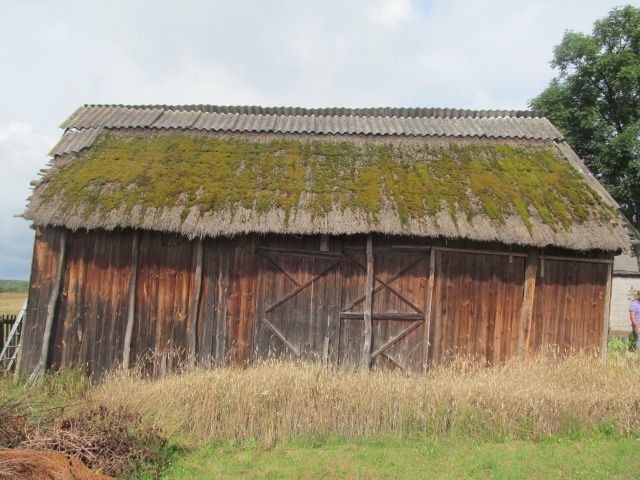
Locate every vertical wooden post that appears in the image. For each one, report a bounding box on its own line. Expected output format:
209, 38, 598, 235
423, 247, 436, 370
361, 234, 374, 371
600, 262, 613, 356
122, 231, 140, 370
29, 229, 67, 382
215, 249, 230, 366
188, 239, 204, 369
517, 249, 538, 359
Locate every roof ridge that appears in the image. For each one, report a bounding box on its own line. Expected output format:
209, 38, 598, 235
77, 104, 541, 119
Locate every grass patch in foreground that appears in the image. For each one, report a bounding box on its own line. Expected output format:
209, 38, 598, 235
0, 292, 27, 316
163, 436, 640, 480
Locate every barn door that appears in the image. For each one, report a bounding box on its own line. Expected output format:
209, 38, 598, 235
254, 245, 343, 361
254, 238, 430, 371
339, 246, 430, 371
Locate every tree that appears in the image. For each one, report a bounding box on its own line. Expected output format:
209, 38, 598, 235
531, 5, 640, 229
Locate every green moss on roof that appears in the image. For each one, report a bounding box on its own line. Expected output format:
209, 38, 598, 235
41, 133, 613, 231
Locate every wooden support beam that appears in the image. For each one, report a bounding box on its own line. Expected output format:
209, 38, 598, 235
601, 262, 613, 356
517, 249, 538, 359
257, 246, 342, 259
265, 259, 342, 313
370, 320, 423, 361
340, 312, 424, 321
214, 251, 230, 366
264, 319, 300, 356
423, 247, 436, 370
29, 229, 67, 382
188, 239, 204, 369
257, 250, 300, 287
122, 231, 139, 370
341, 252, 426, 313
361, 234, 374, 371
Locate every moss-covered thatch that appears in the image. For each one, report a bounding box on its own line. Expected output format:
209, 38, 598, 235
25, 132, 627, 251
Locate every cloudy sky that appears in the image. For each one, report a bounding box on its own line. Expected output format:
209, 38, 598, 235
0, 0, 636, 279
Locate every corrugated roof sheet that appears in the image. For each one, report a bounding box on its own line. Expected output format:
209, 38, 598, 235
49, 128, 102, 157
61, 106, 164, 129
150, 110, 201, 129
61, 105, 540, 126
52, 104, 563, 157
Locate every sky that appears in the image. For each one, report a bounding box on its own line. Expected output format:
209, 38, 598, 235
0, 0, 637, 280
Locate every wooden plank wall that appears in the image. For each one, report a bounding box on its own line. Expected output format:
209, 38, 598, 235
430, 251, 525, 364
528, 259, 609, 355
19, 228, 613, 378
20, 228, 64, 374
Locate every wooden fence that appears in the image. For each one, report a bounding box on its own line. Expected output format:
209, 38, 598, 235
1, 314, 17, 355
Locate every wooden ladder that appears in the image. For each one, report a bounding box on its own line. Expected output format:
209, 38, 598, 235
0, 300, 27, 374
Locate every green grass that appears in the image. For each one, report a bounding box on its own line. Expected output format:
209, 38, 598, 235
160, 435, 640, 480
0, 280, 28, 294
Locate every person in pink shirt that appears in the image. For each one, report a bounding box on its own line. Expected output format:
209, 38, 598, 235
630, 290, 640, 350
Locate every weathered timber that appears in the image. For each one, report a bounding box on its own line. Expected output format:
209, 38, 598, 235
361, 234, 374, 371
341, 252, 426, 313
264, 259, 342, 313
123, 231, 139, 369
423, 247, 436, 368
187, 239, 204, 368
370, 320, 423, 360
29, 229, 67, 382
601, 262, 613, 356
517, 250, 538, 358
257, 247, 342, 259
263, 319, 300, 356
340, 313, 424, 321
19, 230, 615, 378
214, 246, 230, 366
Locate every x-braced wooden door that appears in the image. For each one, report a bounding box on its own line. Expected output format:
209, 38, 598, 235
254, 238, 431, 371
254, 244, 343, 362
338, 244, 430, 371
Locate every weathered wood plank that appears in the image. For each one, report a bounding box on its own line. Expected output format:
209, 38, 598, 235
188, 239, 204, 368
263, 319, 300, 356
517, 250, 538, 359
423, 247, 436, 368
123, 231, 139, 369
340, 312, 424, 321
601, 262, 613, 356
30, 229, 67, 382
361, 234, 373, 371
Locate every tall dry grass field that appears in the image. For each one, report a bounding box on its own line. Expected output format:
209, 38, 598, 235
93, 352, 640, 445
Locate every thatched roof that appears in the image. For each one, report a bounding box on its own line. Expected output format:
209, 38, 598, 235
25, 105, 629, 252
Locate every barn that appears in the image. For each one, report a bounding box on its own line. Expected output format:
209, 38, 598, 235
18, 105, 630, 379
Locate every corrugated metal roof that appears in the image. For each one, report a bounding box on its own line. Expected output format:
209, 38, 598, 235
49, 128, 102, 157
150, 110, 201, 129
51, 104, 565, 157
61, 104, 541, 129
61, 106, 163, 129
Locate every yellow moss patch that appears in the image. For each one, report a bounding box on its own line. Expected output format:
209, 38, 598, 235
40, 133, 613, 231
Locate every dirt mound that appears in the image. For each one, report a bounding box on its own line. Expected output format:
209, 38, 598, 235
0, 448, 113, 480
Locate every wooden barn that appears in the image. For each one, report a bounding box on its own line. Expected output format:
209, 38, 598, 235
18, 105, 630, 379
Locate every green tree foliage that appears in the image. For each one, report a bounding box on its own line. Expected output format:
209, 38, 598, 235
531, 5, 640, 227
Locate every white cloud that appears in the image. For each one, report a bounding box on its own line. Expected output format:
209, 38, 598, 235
368, 0, 414, 26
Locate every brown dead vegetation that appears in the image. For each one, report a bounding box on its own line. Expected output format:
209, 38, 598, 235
0, 448, 112, 480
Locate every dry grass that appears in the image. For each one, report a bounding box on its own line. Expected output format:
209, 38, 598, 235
92, 351, 640, 445
0, 293, 26, 316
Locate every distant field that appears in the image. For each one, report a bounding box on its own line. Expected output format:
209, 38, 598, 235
0, 292, 27, 316
0, 279, 28, 294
